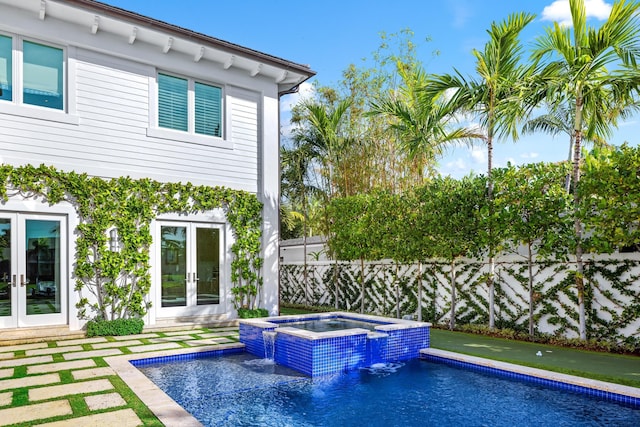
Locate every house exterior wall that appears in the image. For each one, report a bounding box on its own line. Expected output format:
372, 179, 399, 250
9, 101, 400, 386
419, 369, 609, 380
0, 0, 313, 330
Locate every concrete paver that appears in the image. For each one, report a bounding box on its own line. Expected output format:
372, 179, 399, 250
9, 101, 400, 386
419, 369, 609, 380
0, 355, 53, 368
71, 367, 115, 380
149, 335, 195, 343
91, 340, 142, 349
0, 325, 240, 426
112, 333, 159, 340
0, 392, 11, 407
128, 342, 182, 353
84, 392, 127, 410
186, 338, 234, 346
34, 408, 142, 427
0, 400, 72, 426
55, 337, 107, 346
163, 329, 207, 336
29, 378, 113, 401
28, 359, 96, 375
199, 331, 239, 338
26, 346, 84, 356
0, 373, 60, 391
63, 348, 122, 360
0, 342, 48, 353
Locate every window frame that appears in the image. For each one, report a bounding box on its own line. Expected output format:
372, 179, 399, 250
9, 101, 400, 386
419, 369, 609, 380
0, 31, 77, 125
149, 71, 227, 148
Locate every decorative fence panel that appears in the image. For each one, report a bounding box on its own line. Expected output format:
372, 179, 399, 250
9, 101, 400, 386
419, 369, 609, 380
280, 255, 640, 341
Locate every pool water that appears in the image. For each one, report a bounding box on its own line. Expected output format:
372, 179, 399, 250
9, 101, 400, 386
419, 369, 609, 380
283, 318, 382, 332
137, 352, 640, 427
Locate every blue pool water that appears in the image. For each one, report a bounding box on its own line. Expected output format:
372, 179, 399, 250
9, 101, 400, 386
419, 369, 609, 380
280, 318, 382, 332
136, 352, 640, 427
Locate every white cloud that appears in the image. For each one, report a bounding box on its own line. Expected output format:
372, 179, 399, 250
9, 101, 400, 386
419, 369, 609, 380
470, 146, 486, 164
451, 2, 472, 29
280, 81, 315, 114
520, 152, 539, 159
541, 0, 612, 27
447, 158, 468, 170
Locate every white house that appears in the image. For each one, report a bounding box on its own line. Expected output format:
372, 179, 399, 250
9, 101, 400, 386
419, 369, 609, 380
0, 0, 315, 332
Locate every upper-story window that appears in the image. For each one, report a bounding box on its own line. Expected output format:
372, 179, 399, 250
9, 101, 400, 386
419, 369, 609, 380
0, 35, 13, 102
0, 34, 64, 111
23, 41, 64, 110
158, 73, 222, 138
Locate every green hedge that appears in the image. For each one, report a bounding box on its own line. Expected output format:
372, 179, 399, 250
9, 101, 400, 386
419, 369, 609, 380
237, 308, 269, 318
86, 318, 145, 337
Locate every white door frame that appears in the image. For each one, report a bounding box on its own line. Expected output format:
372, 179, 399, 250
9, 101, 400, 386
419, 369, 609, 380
0, 212, 68, 328
154, 220, 227, 319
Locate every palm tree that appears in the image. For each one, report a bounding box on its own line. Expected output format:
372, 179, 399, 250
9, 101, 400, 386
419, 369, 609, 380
281, 141, 324, 305
522, 99, 626, 191
301, 99, 352, 201
532, 0, 640, 340
370, 63, 482, 321
424, 12, 536, 329
370, 63, 482, 181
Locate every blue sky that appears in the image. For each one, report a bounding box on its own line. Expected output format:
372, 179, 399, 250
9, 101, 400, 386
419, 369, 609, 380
105, 0, 637, 177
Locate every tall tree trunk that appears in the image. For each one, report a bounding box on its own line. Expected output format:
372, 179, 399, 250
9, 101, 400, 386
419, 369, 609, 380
334, 260, 339, 309
573, 95, 586, 340
565, 135, 575, 192
303, 232, 308, 307
528, 241, 534, 337
417, 261, 423, 322
449, 260, 457, 330
360, 256, 365, 314
487, 133, 496, 329
395, 262, 400, 319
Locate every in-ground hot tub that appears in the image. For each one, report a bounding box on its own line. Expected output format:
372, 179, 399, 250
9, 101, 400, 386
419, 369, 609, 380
239, 312, 430, 377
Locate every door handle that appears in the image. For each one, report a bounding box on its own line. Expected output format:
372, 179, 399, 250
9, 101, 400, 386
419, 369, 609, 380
12, 274, 16, 288
20, 274, 28, 287
193, 273, 199, 282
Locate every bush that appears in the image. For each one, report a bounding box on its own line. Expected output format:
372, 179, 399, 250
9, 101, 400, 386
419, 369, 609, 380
237, 308, 269, 318
86, 318, 144, 337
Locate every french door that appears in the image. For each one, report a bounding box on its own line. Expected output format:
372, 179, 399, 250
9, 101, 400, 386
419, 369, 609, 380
0, 213, 67, 328
157, 222, 223, 315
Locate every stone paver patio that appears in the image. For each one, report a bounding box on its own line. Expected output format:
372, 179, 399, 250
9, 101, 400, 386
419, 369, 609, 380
0, 326, 240, 426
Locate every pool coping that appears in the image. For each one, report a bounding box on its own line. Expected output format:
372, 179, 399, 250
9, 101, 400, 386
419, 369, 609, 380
105, 342, 245, 427
105, 344, 640, 426
421, 348, 640, 403
240, 311, 432, 340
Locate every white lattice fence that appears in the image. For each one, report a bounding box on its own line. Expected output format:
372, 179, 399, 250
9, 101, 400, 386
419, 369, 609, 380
280, 254, 640, 340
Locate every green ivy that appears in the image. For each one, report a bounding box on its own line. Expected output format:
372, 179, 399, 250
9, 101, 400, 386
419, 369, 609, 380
1, 164, 263, 320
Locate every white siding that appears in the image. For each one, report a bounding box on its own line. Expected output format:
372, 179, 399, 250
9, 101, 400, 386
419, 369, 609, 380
0, 47, 261, 193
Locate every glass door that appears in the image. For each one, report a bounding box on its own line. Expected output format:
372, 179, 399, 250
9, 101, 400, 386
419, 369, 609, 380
0, 214, 66, 328
0, 216, 16, 328
159, 223, 222, 314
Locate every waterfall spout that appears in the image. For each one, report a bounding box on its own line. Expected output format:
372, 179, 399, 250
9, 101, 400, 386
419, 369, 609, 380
262, 330, 277, 361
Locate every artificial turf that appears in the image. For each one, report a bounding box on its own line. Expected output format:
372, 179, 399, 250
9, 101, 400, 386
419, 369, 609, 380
430, 328, 640, 388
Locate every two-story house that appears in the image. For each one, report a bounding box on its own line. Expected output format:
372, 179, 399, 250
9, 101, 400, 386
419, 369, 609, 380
0, 0, 314, 333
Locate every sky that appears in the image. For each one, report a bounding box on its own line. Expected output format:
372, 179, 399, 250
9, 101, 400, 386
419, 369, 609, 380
104, 0, 638, 177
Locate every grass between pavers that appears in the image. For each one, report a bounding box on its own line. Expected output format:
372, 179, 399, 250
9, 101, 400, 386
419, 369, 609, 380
2, 327, 240, 426
430, 328, 640, 388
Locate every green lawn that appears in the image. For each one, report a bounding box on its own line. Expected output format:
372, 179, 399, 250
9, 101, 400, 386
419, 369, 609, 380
431, 329, 640, 388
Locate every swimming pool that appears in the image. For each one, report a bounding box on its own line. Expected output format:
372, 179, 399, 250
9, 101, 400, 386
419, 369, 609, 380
134, 350, 640, 427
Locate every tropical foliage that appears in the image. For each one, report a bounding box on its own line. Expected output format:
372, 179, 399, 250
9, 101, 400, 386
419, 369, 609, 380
283, 0, 640, 341
0, 164, 263, 320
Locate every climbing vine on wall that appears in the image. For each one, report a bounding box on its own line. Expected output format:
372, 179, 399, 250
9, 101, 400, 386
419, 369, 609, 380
0, 164, 263, 321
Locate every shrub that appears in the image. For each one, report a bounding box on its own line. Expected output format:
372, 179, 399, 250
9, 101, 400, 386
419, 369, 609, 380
86, 318, 144, 337
237, 308, 269, 318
